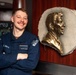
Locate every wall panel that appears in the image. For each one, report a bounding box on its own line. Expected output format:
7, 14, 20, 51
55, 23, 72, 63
32, 0, 76, 66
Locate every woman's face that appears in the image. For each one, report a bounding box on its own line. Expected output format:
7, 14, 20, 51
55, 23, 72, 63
11, 10, 28, 31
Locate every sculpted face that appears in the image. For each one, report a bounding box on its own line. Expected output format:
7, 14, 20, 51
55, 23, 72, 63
54, 12, 65, 35
46, 12, 65, 36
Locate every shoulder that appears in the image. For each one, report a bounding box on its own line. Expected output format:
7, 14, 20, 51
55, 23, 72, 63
24, 31, 38, 39
24, 31, 39, 43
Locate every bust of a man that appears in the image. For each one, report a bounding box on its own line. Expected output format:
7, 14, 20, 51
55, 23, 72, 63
42, 12, 65, 54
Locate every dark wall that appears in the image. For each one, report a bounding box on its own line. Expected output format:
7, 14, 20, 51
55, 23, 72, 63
26, 0, 32, 32
32, 0, 76, 67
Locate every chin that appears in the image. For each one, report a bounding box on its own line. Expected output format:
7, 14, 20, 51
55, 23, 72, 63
17, 27, 25, 31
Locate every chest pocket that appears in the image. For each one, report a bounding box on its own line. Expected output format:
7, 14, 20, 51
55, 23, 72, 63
19, 44, 28, 53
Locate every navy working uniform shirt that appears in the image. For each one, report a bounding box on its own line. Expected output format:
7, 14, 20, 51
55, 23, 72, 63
0, 30, 40, 75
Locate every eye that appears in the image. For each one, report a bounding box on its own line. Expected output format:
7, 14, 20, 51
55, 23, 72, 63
24, 17, 28, 20
17, 16, 21, 18
16, 15, 21, 18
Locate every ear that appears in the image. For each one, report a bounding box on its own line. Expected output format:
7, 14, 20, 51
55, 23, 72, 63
11, 16, 14, 22
49, 23, 54, 30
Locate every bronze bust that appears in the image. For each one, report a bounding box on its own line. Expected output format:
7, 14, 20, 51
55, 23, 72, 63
42, 12, 65, 54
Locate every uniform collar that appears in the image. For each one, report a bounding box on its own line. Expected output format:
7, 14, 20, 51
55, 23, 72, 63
11, 30, 27, 42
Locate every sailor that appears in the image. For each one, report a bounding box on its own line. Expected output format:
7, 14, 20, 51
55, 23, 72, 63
0, 8, 40, 75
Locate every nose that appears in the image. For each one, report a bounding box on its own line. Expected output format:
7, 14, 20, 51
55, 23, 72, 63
61, 24, 65, 30
63, 23, 65, 27
21, 18, 24, 21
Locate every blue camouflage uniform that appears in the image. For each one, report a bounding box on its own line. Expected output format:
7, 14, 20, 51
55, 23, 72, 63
0, 30, 40, 75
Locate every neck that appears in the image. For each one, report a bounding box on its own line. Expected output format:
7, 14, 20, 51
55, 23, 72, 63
49, 31, 58, 39
13, 28, 25, 38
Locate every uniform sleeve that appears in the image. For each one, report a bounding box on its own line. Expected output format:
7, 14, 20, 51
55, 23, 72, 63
0, 37, 17, 69
11, 37, 40, 72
